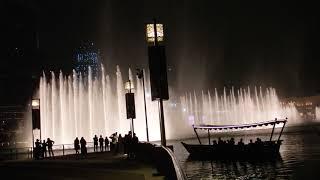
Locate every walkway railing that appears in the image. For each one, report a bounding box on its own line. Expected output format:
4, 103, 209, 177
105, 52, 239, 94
0, 142, 99, 160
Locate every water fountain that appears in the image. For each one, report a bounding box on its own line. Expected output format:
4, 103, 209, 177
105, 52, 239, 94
179, 87, 300, 126
37, 66, 302, 144
38, 66, 165, 144
316, 106, 320, 121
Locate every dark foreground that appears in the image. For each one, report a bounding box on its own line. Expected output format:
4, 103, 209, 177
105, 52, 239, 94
0, 151, 163, 180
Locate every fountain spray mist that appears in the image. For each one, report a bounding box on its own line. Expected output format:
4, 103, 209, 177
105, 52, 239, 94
37, 66, 303, 145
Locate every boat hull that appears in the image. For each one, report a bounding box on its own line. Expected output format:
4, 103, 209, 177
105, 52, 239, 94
181, 141, 281, 160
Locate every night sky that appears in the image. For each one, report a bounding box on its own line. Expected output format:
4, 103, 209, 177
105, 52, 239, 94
1, 0, 320, 104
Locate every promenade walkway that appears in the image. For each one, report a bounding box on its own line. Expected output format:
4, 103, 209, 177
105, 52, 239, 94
0, 151, 164, 180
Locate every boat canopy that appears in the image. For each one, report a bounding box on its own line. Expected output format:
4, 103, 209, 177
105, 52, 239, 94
193, 119, 287, 131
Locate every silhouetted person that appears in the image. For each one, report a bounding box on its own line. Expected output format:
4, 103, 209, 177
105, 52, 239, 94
238, 138, 244, 146
47, 138, 54, 157
123, 131, 131, 155
105, 136, 109, 151
249, 139, 254, 145
218, 137, 224, 146
93, 135, 98, 152
109, 132, 118, 153
74, 137, 80, 154
34, 139, 41, 159
230, 138, 235, 145
80, 137, 87, 157
118, 134, 123, 154
99, 135, 104, 152
132, 133, 139, 159
255, 138, 262, 145
42, 140, 47, 158
126, 131, 133, 158
212, 140, 217, 145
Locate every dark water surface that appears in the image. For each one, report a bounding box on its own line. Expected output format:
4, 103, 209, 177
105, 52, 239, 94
171, 131, 320, 179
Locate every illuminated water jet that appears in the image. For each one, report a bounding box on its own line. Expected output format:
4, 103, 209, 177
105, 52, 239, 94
38, 66, 303, 144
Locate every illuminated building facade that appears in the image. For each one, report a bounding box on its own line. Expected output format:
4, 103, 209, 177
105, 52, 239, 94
74, 41, 101, 76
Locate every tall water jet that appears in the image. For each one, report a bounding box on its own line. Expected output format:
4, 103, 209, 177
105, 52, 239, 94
316, 106, 320, 121
37, 65, 304, 145
181, 87, 300, 126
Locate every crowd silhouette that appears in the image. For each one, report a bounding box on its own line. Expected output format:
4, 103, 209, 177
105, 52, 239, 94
34, 138, 55, 159
34, 131, 140, 160
209, 136, 279, 156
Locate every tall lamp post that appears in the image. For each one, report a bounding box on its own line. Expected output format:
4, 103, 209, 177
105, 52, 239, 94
31, 99, 41, 150
125, 80, 136, 136
145, 20, 169, 146
136, 68, 149, 142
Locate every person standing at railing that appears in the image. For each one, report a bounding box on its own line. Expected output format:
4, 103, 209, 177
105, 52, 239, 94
42, 140, 47, 158
105, 136, 109, 151
118, 134, 123, 154
74, 137, 80, 154
47, 138, 54, 157
93, 135, 98, 152
132, 133, 139, 159
34, 139, 41, 160
99, 135, 104, 152
80, 137, 87, 157
109, 132, 118, 152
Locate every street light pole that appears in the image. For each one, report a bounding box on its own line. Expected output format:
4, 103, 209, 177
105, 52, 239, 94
125, 79, 135, 137
153, 19, 166, 147
129, 80, 134, 135
31, 99, 41, 157
145, 19, 168, 147
137, 69, 149, 142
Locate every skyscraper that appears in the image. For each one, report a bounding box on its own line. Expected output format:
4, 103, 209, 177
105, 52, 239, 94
74, 41, 101, 76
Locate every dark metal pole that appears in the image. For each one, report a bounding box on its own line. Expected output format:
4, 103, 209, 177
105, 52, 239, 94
159, 99, 166, 146
153, 18, 158, 46
208, 129, 211, 145
153, 18, 166, 147
131, 118, 135, 135
32, 130, 34, 158
270, 118, 277, 141
39, 99, 41, 142
31, 103, 35, 158
277, 121, 287, 142
128, 80, 134, 136
141, 70, 149, 142
193, 127, 202, 145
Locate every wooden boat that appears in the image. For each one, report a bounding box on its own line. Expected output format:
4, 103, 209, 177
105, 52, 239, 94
182, 119, 287, 160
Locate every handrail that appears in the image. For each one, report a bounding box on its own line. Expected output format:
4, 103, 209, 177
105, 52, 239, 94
0, 141, 96, 151
141, 141, 187, 180
162, 145, 187, 180
0, 141, 98, 160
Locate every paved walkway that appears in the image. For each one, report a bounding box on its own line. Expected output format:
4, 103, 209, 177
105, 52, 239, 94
0, 151, 164, 180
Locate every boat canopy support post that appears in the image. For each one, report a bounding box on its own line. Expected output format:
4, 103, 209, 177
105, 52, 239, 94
277, 118, 287, 142
193, 127, 202, 145
208, 129, 211, 145
269, 118, 277, 141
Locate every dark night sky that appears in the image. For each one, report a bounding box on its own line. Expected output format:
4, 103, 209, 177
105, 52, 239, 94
0, 0, 320, 104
